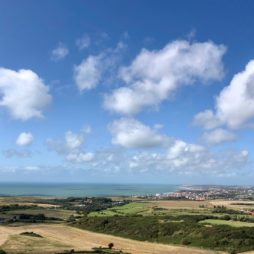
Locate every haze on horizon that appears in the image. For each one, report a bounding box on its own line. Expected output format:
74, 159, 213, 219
0, 0, 254, 185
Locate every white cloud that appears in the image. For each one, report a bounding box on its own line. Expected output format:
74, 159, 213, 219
66, 152, 94, 162
194, 60, 254, 129
104, 40, 226, 115
107, 118, 247, 175
167, 140, 205, 160
193, 110, 221, 130
76, 35, 91, 50
108, 118, 170, 148
47, 126, 93, 163
74, 42, 126, 91
127, 142, 248, 175
74, 55, 102, 91
16, 132, 34, 146
65, 127, 91, 149
51, 42, 69, 61
202, 128, 236, 144
0, 68, 52, 120
107, 118, 248, 175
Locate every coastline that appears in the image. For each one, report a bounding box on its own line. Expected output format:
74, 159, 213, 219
0, 182, 179, 198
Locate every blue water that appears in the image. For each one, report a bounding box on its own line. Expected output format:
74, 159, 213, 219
0, 183, 178, 197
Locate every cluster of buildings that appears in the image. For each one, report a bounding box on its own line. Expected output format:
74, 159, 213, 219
153, 185, 254, 201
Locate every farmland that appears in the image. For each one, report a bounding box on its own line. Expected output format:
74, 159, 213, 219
0, 196, 254, 253
0, 224, 224, 254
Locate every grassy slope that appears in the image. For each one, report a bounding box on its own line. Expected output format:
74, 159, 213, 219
199, 219, 254, 228
89, 202, 152, 217
1, 234, 71, 254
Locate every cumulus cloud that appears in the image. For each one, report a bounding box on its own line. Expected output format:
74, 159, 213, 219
16, 132, 34, 146
51, 42, 69, 61
74, 55, 102, 91
202, 128, 236, 144
66, 152, 94, 163
104, 40, 226, 115
65, 128, 90, 149
167, 140, 205, 160
0, 68, 52, 120
193, 110, 221, 130
128, 143, 248, 175
74, 42, 126, 91
76, 35, 91, 50
47, 126, 93, 163
108, 118, 170, 148
106, 117, 247, 175
194, 60, 254, 129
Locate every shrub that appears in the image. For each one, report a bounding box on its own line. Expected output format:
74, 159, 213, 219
20, 231, 43, 238
181, 238, 191, 245
229, 248, 236, 254
108, 242, 114, 249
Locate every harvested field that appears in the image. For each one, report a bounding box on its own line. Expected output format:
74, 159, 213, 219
0, 197, 59, 208
150, 200, 210, 209
209, 200, 254, 210
0, 224, 224, 254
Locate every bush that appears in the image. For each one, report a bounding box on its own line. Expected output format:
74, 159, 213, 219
20, 231, 43, 238
229, 248, 236, 254
181, 238, 191, 245
108, 242, 114, 249
222, 215, 231, 221
0, 249, 7, 254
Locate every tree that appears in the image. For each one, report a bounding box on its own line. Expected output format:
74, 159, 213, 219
108, 242, 114, 249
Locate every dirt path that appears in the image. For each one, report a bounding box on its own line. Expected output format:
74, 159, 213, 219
0, 224, 225, 254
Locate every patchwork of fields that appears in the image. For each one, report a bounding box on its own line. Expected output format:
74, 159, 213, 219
0, 197, 254, 253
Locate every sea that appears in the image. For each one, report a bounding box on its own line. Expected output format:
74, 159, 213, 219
0, 183, 178, 197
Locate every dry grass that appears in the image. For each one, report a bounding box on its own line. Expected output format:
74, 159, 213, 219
209, 200, 254, 210
0, 224, 224, 254
0, 197, 58, 208
1, 234, 71, 253
150, 200, 210, 209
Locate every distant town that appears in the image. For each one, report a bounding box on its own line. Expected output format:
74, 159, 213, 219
141, 185, 254, 201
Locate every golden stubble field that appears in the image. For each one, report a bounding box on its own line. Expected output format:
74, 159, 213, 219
0, 197, 59, 208
0, 224, 225, 254
150, 199, 254, 211
149, 200, 211, 209
209, 200, 254, 210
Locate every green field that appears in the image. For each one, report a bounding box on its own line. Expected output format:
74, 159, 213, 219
89, 202, 152, 217
88, 201, 232, 218
2, 197, 254, 253
199, 219, 254, 228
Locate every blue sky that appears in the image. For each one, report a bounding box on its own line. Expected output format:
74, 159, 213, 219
0, 0, 254, 184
